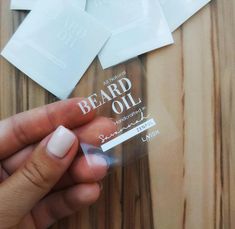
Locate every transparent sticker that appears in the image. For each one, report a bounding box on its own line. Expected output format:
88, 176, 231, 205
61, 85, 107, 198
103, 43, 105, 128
74, 58, 179, 175
159, 0, 211, 32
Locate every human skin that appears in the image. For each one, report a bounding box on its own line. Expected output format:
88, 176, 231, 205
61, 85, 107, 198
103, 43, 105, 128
0, 98, 116, 229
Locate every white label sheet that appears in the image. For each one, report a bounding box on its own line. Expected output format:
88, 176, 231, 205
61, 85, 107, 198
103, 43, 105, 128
87, 0, 173, 69
11, 0, 86, 10
159, 0, 211, 31
2, 0, 110, 99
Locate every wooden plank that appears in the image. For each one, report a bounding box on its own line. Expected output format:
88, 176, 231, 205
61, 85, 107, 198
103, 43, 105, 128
213, 0, 235, 228
181, 5, 215, 229
146, 29, 185, 229
146, 4, 220, 229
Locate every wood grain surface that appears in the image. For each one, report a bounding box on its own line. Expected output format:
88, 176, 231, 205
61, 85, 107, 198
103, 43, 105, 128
0, 0, 234, 229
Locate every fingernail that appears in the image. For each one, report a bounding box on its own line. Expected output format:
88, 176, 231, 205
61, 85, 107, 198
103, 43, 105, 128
47, 126, 76, 158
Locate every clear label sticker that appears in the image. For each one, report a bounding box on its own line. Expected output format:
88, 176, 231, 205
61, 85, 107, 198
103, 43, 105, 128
74, 58, 179, 171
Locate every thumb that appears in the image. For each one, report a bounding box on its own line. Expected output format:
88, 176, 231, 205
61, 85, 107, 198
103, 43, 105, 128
0, 125, 78, 227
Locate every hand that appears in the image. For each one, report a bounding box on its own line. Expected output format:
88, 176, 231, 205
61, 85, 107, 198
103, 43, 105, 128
0, 98, 116, 229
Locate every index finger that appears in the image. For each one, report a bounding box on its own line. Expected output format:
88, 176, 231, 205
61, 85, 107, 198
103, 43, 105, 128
0, 98, 95, 159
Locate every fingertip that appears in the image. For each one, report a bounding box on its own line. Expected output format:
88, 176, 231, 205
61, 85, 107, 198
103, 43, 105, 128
72, 183, 101, 205
70, 155, 108, 183
86, 154, 109, 179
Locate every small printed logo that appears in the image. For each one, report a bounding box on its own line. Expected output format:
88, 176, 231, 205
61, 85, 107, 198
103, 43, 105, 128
57, 17, 87, 48
141, 130, 160, 143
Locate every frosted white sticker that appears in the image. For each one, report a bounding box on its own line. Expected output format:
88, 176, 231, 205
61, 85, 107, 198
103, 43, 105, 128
159, 0, 211, 31
2, 0, 110, 99
87, 0, 173, 69
11, 0, 86, 10
11, 0, 37, 10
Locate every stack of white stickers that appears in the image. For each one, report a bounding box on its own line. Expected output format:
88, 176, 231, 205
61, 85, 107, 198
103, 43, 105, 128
11, 0, 37, 10
11, 0, 87, 10
1, 0, 211, 99
86, 0, 173, 69
159, 0, 212, 32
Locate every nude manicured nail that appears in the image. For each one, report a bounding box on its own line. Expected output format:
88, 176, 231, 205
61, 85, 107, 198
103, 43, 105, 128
47, 126, 76, 158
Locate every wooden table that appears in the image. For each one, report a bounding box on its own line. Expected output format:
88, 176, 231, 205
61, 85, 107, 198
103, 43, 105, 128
0, 0, 234, 228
